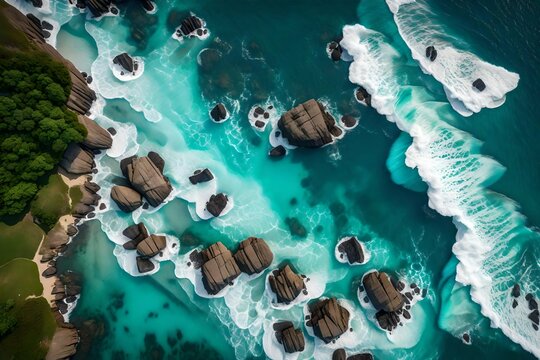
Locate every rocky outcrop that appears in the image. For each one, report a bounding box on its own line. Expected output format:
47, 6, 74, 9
233, 237, 273, 275
338, 237, 365, 264
46, 327, 79, 360
111, 185, 142, 212
83, 0, 113, 17
269, 145, 286, 157
140, 0, 154, 12
363, 272, 403, 313
341, 115, 357, 128
122, 223, 149, 250
136, 256, 155, 273
59, 144, 95, 175
278, 99, 341, 148
375, 310, 400, 332
333, 349, 347, 360
307, 298, 350, 343
473, 78, 486, 91
273, 321, 305, 354
72, 203, 94, 218
136, 234, 166, 257
113, 52, 135, 72
268, 265, 306, 303
120, 154, 172, 207
189, 168, 214, 184
425, 46, 437, 61
199, 242, 241, 295
355, 87, 371, 107
206, 193, 228, 217
179, 15, 202, 36
333, 349, 373, 360
328, 41, 342, 61
210, 103, 228, 122
78, 115, 113, 150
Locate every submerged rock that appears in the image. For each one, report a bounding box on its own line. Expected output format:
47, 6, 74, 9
362, 271, 404, 312
200, 242, 241, 295
268, 265, 305, 303
136, 234, 166, 258
278, 99, 340, 148
189, 169, 214, 184
273, 321, 305, 354
307, 298, 350, 343
113, 53, 134, 72
341, 115, 357, 128
285, 217, 307, 238
233, 237, 273, 275
338, 237, 365, 264
425, 45, 437, 61
269, 145, 286, 157
210, 103, 228, 122
206, 193, 228, 217
111, 185, 143, 212
473, 78, 486, 91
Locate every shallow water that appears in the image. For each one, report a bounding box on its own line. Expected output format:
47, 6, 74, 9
15, 0, 540, 358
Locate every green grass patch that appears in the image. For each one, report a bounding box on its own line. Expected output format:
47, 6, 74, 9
0, 259, 43, 304
31, 174, 70, 232
0, 219, 43, 267
69, 185, 83, 211
0, 297, 56, 359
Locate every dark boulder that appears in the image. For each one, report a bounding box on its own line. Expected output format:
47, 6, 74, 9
273, 321, 305, 354
254, 120, 265, 128
376, 310, 400, 331
355, 87, 372, 107
285, 217, 307, 238
72, 203, 94, 218
210, 103, 228, 122
140, 0, 154, 12
233, 237, 273, 275
206, 193, 228, 217
473, 79, 486, 91
200, 242, 241, 294
60, 143, 95, 175
180, 15, 202, 36
136, 256, 155, 273
307, 298, 350, 343
111, 185, 142, 212
328, 41, 342, 61
425, 46, 437, 61
529, 310, 539, 325
113, 53, 134, 72
85, 181, 100, 194
348, 354, 374, 360
363, 271, 404, 312
333, 349, 347, 360
511, 284, 521, 297
147, 151, 165, 173
136, 234, 167, 258
122, 223, 149, 249
341, 115, 357, 128
338, 237, 365, 264
268, 265, 305, 303
269, 145, 286, 157
86, 0, 112, 17
189, 169, 214, 184
67, 225, 78, 237
278, 99, 340, 148
42, 266, 57, 278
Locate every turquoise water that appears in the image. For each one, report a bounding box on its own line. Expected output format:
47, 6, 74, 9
16, 0, 540, 358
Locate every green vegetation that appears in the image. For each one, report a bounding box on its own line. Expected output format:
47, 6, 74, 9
0, 2, 30, 50
0, 45, 86, 217
0, 259, 43, 303
69, 184, 83, 210
31, 174, 70, 232
0, 299, 16, 338
0, 218, 43, 266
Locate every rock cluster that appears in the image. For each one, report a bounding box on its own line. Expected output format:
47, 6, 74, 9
355, 87, 372, 107
273, 321, 305, 354
121, 223, 167, 274
333, 349, 374, 360
113, 52, 136, 73
362, 271, 406, 331
122, 223, 149, 250
79, 115, 113, 150
328, 41, 343, 61
176, 14, 208, 38
425, 46, 437, 61
278, 99, 342, 148
268, 265, 306, 303
79, 0, 113, 17
338, 237, 365, 264
306, 298, 350, 343
210, 103, 228, 122
112, 152, 172, 212
136, 234, 166, 258
189, 168, 214, 184
341, 115, 357, 129
206, 193, 228, 217
510, 284, 539, 331
234, 237, 274, 275
473, 78, 486, 91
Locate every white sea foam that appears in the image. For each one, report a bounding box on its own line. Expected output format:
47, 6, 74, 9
110, 56, 145, 81
386, 0, 519, 116
248, 103, 277, 132
341, 23, 540, 357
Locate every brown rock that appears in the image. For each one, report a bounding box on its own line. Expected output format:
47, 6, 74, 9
136, 256, 155, 273
78, 115, 112, 150
122, 155, 172, 207
210, 103, 228, 122
376, 310, 400, 331
268, 265, 305, 303
332, 349, 347, 360
136, 235, 167, 258
355, 87, 372, 107
200, 242, 241, 295
337, 237, 365, 264
273, 321, 305, 354
233, 237, 273, 275
189, 169, 214, 185
60, 143, 95, 174
307, 298, 350, 343
111, 185, 142, 212
206, 193, 228, 217
362, 271, 404, 312
113, 52, 134, 72
122, 223, 149, 249
269, 145, 286, 157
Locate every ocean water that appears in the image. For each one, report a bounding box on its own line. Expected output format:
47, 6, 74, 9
14, 0, 540, 358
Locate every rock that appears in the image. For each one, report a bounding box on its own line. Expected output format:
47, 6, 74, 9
180, 15, 202, 36
42, 266, 57, 277
512, 299, 518, 309
233, 237, 273, 275
530, 310, 540, 326
255, 120, 265, 128
425, 45, 437, 61
268, 265, 305, 303
341, 115, 357, 128
42, 20, 53, 30
355, 87, 372, 107
46, 327, 79, 360
60, 143, 95, 174
210, 103, 228, 122
278, 99, 339, 148
85, 181, 100, 194
122, 155, 172, 207
30, 0, 43, 7
113, 53, 134, 72
136, 256, 155, 273
462, 333, 471, 344
529, 297, 538, 311
79, 115, 113, 150
107, 127, 117, 135
285, 217, 307, 238
338, 237, 365, 264
273, 321, 305, 354
206, 193, 228, 217
136, 234, 167, 258
122, 223, 149, 249
473, 79, 486, 91
376, 310, 400, 331
348, 354, 374, 360
86, 76, 93, 84
307, 298, 350, 343
254, 106, 265, 116
140, 0, 154, 12
269, 145, 286, 157
511, 284, 521, 297
66, 225, 78, 237
332, 349, 347, 360
147, 151, 165, 173
363, 271, 404, 312
328, 41, 342, 61
200, 242, 241, 295
111, 186, 142, 212
72, 203, 93, 218
85, 0, 112, 17
189, 168, 214, 184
